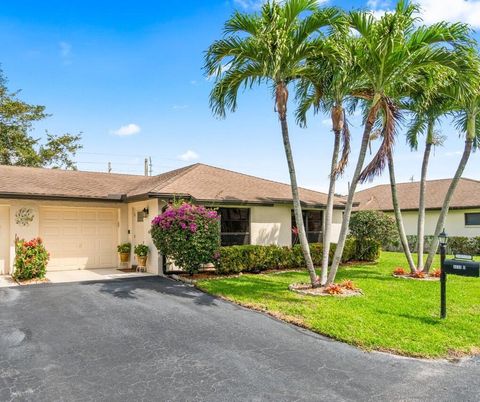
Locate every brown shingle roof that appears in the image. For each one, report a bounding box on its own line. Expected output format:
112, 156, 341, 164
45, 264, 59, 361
355, 178, 480, 211
0, 163, 343, 207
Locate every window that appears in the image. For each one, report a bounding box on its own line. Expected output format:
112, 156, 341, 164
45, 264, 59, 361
218, 207, 250, 246
465, 213, 480, 226
291, 210, 323, 244
136, 211, 144, 222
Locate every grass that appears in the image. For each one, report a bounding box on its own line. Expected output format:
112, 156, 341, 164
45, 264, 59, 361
196, 252, 480, 358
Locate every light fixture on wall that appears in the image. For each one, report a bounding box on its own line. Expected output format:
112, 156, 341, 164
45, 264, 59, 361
142, 207, 149, 217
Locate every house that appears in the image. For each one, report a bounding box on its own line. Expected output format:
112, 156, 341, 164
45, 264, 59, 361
355, 178, 480, 238
0, 163, 346, 275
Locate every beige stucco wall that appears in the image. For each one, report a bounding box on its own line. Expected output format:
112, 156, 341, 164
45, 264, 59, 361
0, 198, 128, 275
250, 205, 292, 246
127, 199, 163, 275
390, 208, 480, 237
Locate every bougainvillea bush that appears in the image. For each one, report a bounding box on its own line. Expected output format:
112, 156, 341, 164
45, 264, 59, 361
13, 237, 49, 280
150, 202, 221, 275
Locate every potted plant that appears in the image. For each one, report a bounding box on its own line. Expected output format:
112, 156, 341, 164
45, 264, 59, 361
134, 244, 149, 268
117, 243, 131, 263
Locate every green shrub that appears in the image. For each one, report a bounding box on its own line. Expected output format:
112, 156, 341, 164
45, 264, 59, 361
134, 244, 149, 257
214, 237, 373, 275
350, 211, 397, 249
117, 242, 131, 253
13, 237, 49, 280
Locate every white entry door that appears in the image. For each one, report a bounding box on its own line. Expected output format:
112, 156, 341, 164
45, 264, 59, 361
40, 207, 118, 271
0, 206, 10, 275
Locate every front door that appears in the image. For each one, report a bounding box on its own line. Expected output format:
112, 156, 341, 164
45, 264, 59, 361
132, 207, 147, 265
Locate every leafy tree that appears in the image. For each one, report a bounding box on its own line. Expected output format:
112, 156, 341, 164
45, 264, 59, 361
326, 1, 470, 284
204, 0, 340, 287
0, 70, 81, 169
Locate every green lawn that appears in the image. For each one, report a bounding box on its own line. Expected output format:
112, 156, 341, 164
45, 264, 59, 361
197, 252, 480, 358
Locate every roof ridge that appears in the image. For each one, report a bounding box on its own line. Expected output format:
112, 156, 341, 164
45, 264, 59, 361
149, 163, 201, 193
192, 163, 330, 197
0, 164, 145, 179
357, 177, 479, 194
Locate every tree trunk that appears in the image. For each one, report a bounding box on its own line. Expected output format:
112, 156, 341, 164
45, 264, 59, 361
417, 127, 433, 271
279, 116, 318, 286
326, 103, 379, 285
388, 152, 416, 272
424, 138, 473, 272
321, 130, 341, 285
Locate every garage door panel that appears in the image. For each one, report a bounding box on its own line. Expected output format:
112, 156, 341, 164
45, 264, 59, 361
40, 207, 118, 271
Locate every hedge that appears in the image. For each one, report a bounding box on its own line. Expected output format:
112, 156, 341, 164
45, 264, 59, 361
214, 237, 379, 275
385, 235, 480, 256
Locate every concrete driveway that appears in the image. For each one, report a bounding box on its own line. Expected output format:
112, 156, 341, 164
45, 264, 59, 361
1, 277, 479, 402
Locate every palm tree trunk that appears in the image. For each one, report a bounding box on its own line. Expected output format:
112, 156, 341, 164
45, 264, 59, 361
388, 152, 416, 272
321, 130, 341, 285
326, 103, 379, 285
424, 138, 473, 272
279, 116, 318, 286
417, 131, 432, 271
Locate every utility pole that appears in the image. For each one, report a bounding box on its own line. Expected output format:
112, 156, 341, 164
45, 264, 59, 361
149, 157, 153, 176
144, 158, 148, 176
108, 162, 112, 173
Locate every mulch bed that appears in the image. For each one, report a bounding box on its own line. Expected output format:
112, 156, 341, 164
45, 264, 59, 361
15, 277, 50, 285
393, 274, 440, 281
289, 283, 363, 297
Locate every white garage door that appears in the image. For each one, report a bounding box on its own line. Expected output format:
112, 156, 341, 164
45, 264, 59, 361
40, 207, 118, 271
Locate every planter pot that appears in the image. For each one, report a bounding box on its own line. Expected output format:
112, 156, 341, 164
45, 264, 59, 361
119, 252, 130, 263
137, 256, 148, 267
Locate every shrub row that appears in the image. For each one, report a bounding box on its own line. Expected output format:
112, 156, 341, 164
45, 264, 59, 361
385, 235, 480, 256
214, 237, 379, 275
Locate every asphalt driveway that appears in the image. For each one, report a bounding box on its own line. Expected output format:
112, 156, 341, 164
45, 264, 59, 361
1, 277, 479, 402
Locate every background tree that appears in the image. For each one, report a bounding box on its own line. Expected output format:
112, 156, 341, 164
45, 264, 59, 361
205, 0, 340, 287
0, 70, 82, 169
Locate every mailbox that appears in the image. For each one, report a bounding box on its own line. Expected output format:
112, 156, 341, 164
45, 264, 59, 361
443, 259, 480, 277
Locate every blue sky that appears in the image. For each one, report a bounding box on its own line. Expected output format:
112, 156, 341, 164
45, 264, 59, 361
1, 0, 479, 194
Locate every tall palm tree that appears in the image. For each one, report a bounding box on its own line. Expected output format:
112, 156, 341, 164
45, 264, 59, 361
326, 1, 471, 284
295, 32, 357, 285
403, 71, 451, 271
424, 49, 480, 272
204, 0, 340, 287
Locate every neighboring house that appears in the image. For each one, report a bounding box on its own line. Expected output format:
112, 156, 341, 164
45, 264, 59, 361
0, 163, 346, 275
355, 178, 480, 238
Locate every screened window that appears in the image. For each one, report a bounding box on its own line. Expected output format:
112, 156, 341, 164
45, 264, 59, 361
465, 213, 480, 226
218, 208, 250, 246
291, 210, 323, 244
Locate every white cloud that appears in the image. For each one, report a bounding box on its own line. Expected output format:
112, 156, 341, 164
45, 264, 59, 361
366, 0, 480, 27
172, 104, 189, 110
322, 118, 332, 126
416, 0, 480, 28
178, 150, 199, 162
59, 41, 72, 65
233, 0, 265, 10
111, 123, 141, 137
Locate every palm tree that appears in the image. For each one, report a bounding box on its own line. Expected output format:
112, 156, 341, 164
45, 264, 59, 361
204, 0, 340, 287
424, 49, 480, 272
403, 71, 451, 271
295, 32, 357, 285
326, 1, 471, 284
